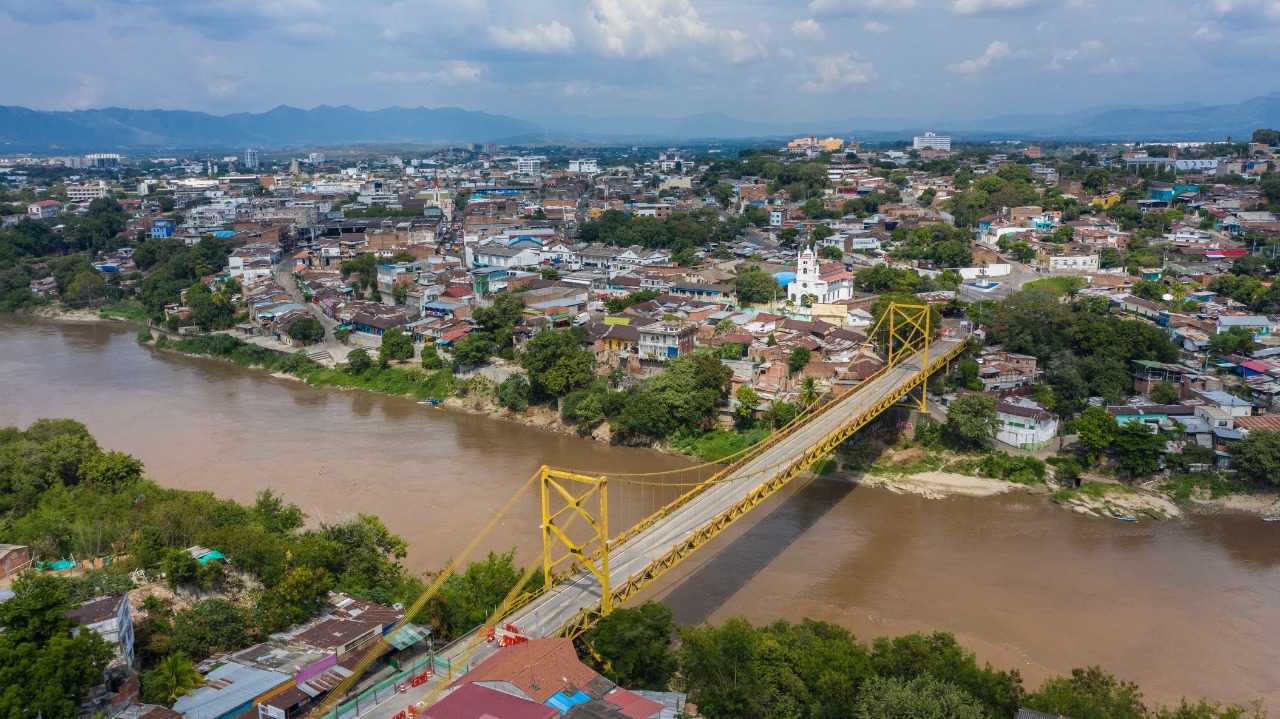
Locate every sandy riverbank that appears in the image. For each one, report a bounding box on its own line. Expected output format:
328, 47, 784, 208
860, 470, 1025, 499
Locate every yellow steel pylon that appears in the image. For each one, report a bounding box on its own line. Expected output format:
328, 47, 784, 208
540, 466, 612, 616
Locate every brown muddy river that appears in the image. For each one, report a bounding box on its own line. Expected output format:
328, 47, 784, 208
2, 315, 1278, 707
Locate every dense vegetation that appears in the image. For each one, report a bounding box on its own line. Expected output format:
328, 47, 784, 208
581, 606, 1262, 719
0, 419, 538, 712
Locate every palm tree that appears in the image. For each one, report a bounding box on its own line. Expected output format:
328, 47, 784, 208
152, 653, 205, 705
799, 376, 820, 407
210, 291, 229, 309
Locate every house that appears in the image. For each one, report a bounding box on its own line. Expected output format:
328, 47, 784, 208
150, 218, 177, 238
425, 683, 557, 719
173, 662, 292, 719
1216, 315, 1271, 337
29, 276, 58, 297
27, 199, 60, 219
0, 544, 31, 580
1114, 294, 1163, 320
638, 323, 698, 361
65, 594, 136, 668
995, 398, 1058, 451
458, 638, 667, 719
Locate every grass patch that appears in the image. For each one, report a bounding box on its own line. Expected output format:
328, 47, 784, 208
1023, 276, 1086, 297
810, 457, 839, 475
1161, 472, 1251, 502
677, 429, 770, 462
869, 448, 946, 477
1054, 481, 1135, 502
158, 332, 462, 402
98, 299, 149, 322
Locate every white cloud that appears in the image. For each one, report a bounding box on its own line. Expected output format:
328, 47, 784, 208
808, 0, 915, 16
721, 29, 766, 63
1048, 38, 1101, 69
367, 61, 484, 85
1091, 56, 1140, 74
791, 18, 824, 37
946, 40, 1010, 73
803, 53, 875, 92
489, 20, 576, 52
588, 0, 714, 58
1193, 25, 1224, 39
952, 0, 1039, 13
864, 20, 890, 32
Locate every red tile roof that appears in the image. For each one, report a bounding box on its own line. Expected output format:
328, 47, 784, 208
426, 683, 557, 719
458, 638, 598, 703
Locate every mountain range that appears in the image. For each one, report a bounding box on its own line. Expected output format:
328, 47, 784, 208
2, 93, 1278, 152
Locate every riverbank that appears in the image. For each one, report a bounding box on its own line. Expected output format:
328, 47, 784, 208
18, 310, 1279, 521
837, 437, 1276, 520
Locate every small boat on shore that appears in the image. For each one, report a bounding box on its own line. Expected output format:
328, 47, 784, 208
1111, 513, 1138, 522
418, 399, 441, 406
1263, 516, 1280, 522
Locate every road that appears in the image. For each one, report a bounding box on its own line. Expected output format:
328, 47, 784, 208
354, 337, 964, 718
272, 261, 351, 364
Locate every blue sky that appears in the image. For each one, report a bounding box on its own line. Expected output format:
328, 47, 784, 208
1, 0, 1277, 122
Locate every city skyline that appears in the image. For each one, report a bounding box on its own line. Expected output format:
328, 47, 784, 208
1, 0, 1278, 123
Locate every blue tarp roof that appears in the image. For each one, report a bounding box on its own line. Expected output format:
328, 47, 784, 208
545, 690, 590, 714
773, 271, 796, 287
213, 230, 235, 238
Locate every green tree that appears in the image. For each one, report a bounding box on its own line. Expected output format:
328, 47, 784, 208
520, 328, 596, 399
77, 450, 143, 488
257, 567, 333, 632
420, 343, 445, 370
734, 386, 761, 429
1028, 666, 1148, 719
287, 317, 325, 344
496, 375, 532, 412
579, 602, 676, 690
853, 676, 987, 719
946, 394, 998, 448
346, 347, 372, 373
734, 267, 782, 305
141, 653, 206, 706
428, 550, 540, 640
1113, 422, 1165, 477
1209, 327, 1260, 357
798, 376, 820, 406
379, 328, 414, 362
1077, 407, 1119, 463
0, 574, 114, 719
870, 631, 1025, 718
1150, 381, 1179, 405
449, 332, 494, 368
788, 346, 812, 374
819, 244, 844, 260
1230, 429, 1280, 485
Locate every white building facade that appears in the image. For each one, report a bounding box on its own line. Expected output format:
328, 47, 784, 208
788, 247, 854, 305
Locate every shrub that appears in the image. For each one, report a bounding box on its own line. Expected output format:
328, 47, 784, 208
496, 375, 532, 412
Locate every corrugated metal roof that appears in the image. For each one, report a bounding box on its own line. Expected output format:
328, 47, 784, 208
173, 662, 291, 719
600, 687, 666, 719
426, 683, 558, 719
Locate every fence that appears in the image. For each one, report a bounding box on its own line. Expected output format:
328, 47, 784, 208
323, 653, 458, 719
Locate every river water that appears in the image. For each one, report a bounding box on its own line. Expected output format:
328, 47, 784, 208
2, 315, 1278, 707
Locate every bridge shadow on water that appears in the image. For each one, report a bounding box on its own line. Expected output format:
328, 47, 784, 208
656, 475, 859, 627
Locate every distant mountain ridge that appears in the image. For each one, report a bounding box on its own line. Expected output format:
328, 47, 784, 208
1, 94, 1278, 151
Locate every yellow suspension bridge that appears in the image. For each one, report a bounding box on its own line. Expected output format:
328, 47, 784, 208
316, 304, 966, 719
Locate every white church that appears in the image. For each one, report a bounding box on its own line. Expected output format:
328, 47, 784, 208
787, 246, 855, 305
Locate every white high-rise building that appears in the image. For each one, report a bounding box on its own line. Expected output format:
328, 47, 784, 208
568, 159, 598, 174
243, 148, 260, 169
912, 132, 952, 151
308, 152, 325, 164
516, 156, 544, 175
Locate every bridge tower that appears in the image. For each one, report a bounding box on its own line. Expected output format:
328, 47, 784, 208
540, 467, 613, 616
